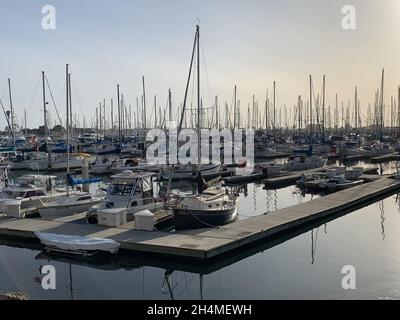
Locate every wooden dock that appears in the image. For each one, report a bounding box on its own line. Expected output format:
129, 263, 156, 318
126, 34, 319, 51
0, 177, 399, 261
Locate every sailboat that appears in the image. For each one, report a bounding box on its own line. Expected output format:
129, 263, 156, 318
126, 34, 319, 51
171, 25, 239, 230
38, 66, 102, 219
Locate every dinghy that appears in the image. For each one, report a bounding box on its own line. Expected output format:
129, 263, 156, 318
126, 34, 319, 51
35, 232, 120, 256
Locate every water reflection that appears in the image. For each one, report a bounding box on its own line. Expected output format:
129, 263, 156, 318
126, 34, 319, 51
2, 161, 400, 299
379, 200, 386, 240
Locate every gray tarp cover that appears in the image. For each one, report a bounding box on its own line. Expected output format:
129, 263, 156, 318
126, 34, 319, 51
35, 232, 120, 254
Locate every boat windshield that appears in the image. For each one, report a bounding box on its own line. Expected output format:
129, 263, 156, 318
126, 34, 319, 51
4, 190, 26, 198
109, 183, 136, 196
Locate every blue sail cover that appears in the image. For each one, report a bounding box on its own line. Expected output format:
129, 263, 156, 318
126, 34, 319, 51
67, 173, 101, 186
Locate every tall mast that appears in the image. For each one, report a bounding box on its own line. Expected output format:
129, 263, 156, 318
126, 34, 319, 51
111, 99, 114, 142
24, 108, 27, 135
273, 81, 276, 143
196, 25, 201, 165
309, 75, 313, 134
42, 71, 48, 143
354, 86, 358, 131
322, 75, 326, 142
117, 84, 121, 145
8, 78, 15, 144
68, 73, 72, 169
42, 71, 51, 169
168, 89, 172, 124
380, 69, 385, 141
397, 86, 400, 138
233, 85, 237, 130
154, 95, 157, 128
65, 64, 70, 196
142, 76, 147, 130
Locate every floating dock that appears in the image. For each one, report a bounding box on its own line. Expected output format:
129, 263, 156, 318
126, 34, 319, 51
0, 177, 398, 261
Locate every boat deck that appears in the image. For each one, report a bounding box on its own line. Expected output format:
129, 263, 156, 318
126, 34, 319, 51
263, 166, 378, 187
0, 177, 398, 261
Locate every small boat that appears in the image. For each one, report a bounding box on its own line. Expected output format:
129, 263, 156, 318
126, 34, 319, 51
29, 153, 94, 171
283, 155, 327, 172
0, 174, 65, 215
35, 232, 120, 256
172, 173, 238, 230
86, 170, 166, 223
161, 163, 221, 180
172, 187, 238, 230
38, 192, 103, 219
318, 175, 363, 191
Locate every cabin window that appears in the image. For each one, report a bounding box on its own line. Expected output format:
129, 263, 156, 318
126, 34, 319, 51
131, 201, 138, 207
77, 196, 92, 201
24, 190, 45, 198
110, 184, 135, 196
208, 205, 212, 208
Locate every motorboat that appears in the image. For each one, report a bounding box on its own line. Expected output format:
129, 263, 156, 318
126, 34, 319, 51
283, 155, 327, 172
161, 163, 221, 180
86, 170, 166, 223
29, 153, 95, 171
38, 192, 103, 219
0, 174, 66, 214
319, 175, 364, 191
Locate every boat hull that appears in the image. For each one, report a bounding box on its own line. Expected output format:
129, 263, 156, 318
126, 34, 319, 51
173, 207, 237, 230
39, 199, 102, 219
162, 163, 221, 180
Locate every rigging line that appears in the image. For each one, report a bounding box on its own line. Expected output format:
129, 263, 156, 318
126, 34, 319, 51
27, 75, 41, 112
199, 37, 214, 113
44, 75, 62, 125
70, 77, 84, 114
0, 97, 12, 132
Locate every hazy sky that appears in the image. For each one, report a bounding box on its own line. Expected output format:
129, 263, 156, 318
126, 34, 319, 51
1, 0, 400, 129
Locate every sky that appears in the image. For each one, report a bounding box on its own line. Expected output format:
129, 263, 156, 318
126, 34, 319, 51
1, 0, 400, 129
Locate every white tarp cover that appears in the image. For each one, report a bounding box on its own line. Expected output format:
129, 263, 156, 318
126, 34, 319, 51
35, 232, 120, 254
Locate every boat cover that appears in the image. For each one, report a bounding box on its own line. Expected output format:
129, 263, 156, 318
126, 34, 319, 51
35, 232, 120, 254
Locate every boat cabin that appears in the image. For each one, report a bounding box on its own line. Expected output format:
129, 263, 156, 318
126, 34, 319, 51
107, 171, 157, 208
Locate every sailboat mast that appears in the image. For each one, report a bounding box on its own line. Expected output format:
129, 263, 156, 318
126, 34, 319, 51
309, 75, 313, 135
322, 75, 326, 142
66, 64, 70, 196
273, 81, 276, 143
142, 76, 147, 130
7, 78, 15, 144
42, 71, 52, 169
380, 69, 385, 141
196, 25, 201, 165
354, 86, 358, 131
117, 84, 121, 145
234, 85, 237, 130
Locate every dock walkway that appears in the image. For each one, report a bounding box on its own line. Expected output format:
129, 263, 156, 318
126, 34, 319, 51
0, 177, 399, 261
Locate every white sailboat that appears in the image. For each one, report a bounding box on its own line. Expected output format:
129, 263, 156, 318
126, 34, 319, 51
37, 66, 102, 219
170, 25, 239, 230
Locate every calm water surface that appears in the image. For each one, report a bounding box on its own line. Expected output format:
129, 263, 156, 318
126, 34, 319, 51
1, 161, 400, 299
